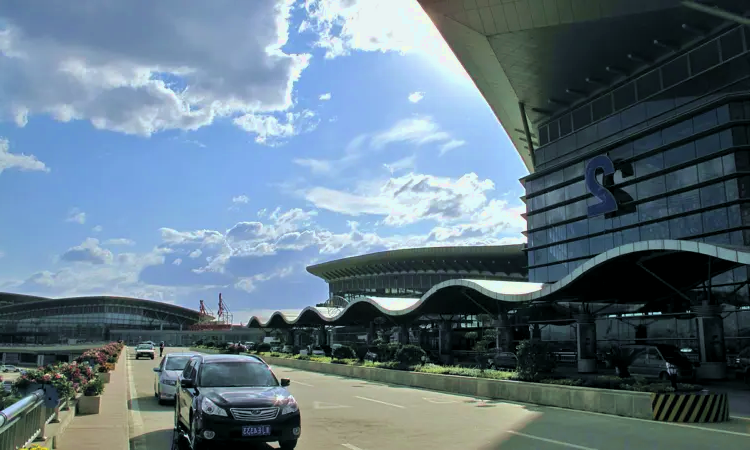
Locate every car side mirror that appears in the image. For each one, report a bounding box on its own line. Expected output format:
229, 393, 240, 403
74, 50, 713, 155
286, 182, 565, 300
153, 367, 161, 372
180, 379, 194, 389
280, 378, 291, 387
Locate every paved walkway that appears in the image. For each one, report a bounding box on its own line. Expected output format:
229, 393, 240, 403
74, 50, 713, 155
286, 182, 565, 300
56, 350, 129, 450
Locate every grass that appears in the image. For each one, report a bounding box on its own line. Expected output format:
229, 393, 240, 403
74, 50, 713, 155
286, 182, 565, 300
190, 346, 704, 394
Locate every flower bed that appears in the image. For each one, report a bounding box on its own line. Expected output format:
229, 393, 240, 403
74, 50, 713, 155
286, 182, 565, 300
10, 341, 123, 402
240, 350, 703, 395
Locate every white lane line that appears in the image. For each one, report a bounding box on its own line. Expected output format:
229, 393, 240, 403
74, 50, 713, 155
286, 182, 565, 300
342, 444, 365, 450
354, 396, 405, 409
293, 380, 314, 387
423, 397, 458, 404
127, 351, 144, 450
507, 431, 599, 450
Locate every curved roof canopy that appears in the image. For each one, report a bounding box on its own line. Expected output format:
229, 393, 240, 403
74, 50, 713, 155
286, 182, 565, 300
306, 245, 527, 282
0, 294, 203, 322
417, 0, 739, 171
250, 240, 750, 328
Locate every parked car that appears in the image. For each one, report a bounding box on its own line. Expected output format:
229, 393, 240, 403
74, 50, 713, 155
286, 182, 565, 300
623, 344, 697, 381
174, 354, 301, 449
153, 353, 196, 404
0, 365, 20, 373
735, 347, 750, 383
487, 352, 518, 370
135, 343, 156, 360
281, 345, 294, 354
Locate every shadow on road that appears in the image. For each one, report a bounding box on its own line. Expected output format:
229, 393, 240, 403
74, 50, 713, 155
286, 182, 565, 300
134, 429, 279, 450
129, 394, 174, 413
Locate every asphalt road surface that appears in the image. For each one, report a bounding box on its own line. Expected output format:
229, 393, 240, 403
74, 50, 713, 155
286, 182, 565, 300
128, 348, 750, 450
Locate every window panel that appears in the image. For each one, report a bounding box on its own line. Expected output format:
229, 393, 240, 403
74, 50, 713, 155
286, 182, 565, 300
695, 133, 722, 158
566, 219, 588, 239
636, 175, 666, 200
661, 55, 689, 89
669, 213, 703, 239
567, 239, 590, 259
665, 165, 698, 191
700, 182, 727, 208
639, 198, 668, 222
663, 142, 696, 168
565, 180, 586, 200
668, 189, 701, 215
636, 71, 661, 99
589, 234, 614, 255
703, 208, 729, 233
640, 222, 670, 240
633, 132, 662, 156
635, 153, 664, 177
613, 83, 637, 111
690, 41, 721, 74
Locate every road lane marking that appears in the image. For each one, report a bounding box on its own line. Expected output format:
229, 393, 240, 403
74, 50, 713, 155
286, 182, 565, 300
127, 350, 145, 450
423, 397, 458, 404
354, 396, 405, 409
313, 401, 352, 410
342, 444, 365, 450
507, 431, 599, 450
293, 380, 314, 387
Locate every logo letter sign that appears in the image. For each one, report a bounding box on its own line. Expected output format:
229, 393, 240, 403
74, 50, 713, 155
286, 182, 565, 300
585, 155, 618, 217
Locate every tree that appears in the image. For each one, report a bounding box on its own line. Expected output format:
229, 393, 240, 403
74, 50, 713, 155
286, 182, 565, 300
604, 346, 644, 378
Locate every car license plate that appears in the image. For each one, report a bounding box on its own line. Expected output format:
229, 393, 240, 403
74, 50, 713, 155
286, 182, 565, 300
242, 425, 271, 437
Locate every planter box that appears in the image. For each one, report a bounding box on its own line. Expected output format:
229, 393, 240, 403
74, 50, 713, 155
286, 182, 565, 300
261, 355, 656, 420
77, 395, 101, 415
98, 372, 111, 383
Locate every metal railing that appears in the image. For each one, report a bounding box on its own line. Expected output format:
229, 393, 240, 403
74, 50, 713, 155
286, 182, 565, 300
0, 389, 61, 450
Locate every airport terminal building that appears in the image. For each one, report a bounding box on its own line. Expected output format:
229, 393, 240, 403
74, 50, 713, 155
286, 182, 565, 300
250, 1, 750, 380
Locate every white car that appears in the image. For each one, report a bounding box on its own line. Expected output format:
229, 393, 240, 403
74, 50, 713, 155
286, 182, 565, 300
153, 353, 196, 404
135, 344, 155, 360
310, 346, 326, 356
1, 365, 20, 373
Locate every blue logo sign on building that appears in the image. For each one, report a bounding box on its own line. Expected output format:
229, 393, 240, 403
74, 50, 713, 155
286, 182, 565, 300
585, 154, 618, 218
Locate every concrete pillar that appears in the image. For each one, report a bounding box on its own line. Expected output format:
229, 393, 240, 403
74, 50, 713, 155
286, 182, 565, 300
575, 314, 597, 374
366, 322, 376, 345
694, 305, 727, 380
398, 324, 410, 345
530, 324, 542, 341
286, 329, 295, 345
438, 321, 453, 364
317, 326, 327, 346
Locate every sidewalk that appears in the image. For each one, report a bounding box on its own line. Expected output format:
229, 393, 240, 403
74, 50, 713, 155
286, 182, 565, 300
55, 350, 129, 450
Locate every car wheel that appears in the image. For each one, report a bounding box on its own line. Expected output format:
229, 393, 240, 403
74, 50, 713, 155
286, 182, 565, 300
279, 440, 298, 449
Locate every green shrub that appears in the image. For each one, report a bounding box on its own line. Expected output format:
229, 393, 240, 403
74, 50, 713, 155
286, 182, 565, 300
256, 343, 271, 352
395, 345, 426, 366
83, 377, 104, 397
515, 340, 556, 381
375, 342, 401, 362
332, 345, 357, 360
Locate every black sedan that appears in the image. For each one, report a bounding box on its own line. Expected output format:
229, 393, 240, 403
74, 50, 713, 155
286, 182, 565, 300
174, 354, 301, 450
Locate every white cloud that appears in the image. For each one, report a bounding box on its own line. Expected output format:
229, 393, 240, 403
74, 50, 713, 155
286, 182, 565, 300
0, 1, 311, 140
383, 155, 416, 174
408, 91, 424, 103
319, 93, 331, 101
439, 139, 465, 155
304, 171, 526, 230
60, 238, 113, 265
294, 117, 462, 175
233, 110, 318, 145
105, 238, 135, 246
92, 225, 103, 233
65, 208, 86, 225
0, 138, 49, 175
232, 195, 250, 204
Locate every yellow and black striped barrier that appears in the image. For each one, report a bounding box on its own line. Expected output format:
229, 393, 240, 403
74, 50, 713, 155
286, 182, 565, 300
651, 392, 729, 423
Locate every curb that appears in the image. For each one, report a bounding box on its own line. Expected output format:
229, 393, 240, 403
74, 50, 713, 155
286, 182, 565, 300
124, 349, 132, 450
49, 399, 78, 449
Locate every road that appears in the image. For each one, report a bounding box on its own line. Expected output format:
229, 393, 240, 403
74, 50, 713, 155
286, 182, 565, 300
128, 348, 750, 450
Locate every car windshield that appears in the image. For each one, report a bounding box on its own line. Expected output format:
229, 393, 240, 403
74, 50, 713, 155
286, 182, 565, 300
198, 361, 278, 388
136, 345, 151, 350
165, 356, 191, 371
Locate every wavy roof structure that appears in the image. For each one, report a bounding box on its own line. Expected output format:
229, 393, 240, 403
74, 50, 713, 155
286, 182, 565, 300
249, 240, 750, 328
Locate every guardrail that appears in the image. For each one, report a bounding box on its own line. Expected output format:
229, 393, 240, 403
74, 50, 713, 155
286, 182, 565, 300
0, 389, 60, 450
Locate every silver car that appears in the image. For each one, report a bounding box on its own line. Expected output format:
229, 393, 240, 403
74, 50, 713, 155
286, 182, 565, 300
153, 353, 195, 404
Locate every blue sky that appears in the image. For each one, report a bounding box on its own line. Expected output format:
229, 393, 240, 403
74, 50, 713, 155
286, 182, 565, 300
0, 0, 528, 322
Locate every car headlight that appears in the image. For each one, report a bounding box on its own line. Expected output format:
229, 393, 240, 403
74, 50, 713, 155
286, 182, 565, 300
280, 396, 299, 415
162, 379, 177, 386
201, 397, 228, 417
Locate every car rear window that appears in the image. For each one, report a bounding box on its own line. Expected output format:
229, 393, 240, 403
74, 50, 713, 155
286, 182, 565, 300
165, 356, 191, 371
198, 361, 278, 388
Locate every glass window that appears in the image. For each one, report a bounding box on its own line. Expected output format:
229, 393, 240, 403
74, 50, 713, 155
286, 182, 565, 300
636, 71, 661, 99
592, 96, 613, 121
573, 106, 592, 130
560, 114, 572, 136
695, 133, 722, 158
566, 200, 587, 219
633, 132, 662, 156
700, 182, 727, 208
722, 153, 736, 174
636, 175, 666, 200
728, 204, 742, 228
530, 195, 545, 211
639, 198, 668, 222
621, 103, 646, 129
640, 222, 670, 240
668, 189, 701, 215
665, 165, 698, 191
547, 225, 567, 243
532, 230, 548, 247
720, 27, 744, 61
549, 121, 560, 141
587, 215, 611, 234
546, 170, 564, 188
693, 109, 718, 133
609, 142, 633, 162
566, 219, 588, 239
662, 119, 693, 145
635, 153, 664, 177
690, 41, 720, 74
563, 162, 584, 181
165, 356, 192, 371
597, 114, 621, 138
533, 249, 548, 265
704, 232, 731, 246
545, 187, 565, 205
698, 157, 724, 182
547, 244, 567, 263
621, 227, 641, 245
546, 206, 565, 225
703, 208, 729, 233
613, 83, 636, 111
547, 263, 569, 282
669, 213, 703, 239
567, 239, 590, 259
589, 234, 614, 255
726, 179, 739, 202
199, 361, 278, 388
661, 55, 689, 89
664, 142, 696, 168
565, 180, 586, 200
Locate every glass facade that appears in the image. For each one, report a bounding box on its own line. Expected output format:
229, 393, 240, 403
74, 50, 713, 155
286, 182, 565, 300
522, 23, 750, 303
0, 299, 195, 343
329, 272, 525, 301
